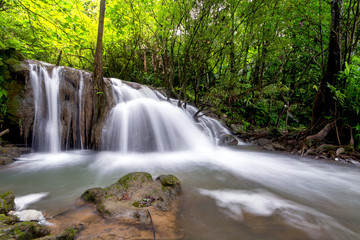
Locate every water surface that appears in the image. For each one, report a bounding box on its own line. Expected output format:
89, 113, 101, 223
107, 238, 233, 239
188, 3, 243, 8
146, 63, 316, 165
1, 146, 359, 240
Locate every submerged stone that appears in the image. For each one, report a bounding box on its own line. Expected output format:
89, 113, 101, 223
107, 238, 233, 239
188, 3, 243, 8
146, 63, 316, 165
219, 134, 239, 146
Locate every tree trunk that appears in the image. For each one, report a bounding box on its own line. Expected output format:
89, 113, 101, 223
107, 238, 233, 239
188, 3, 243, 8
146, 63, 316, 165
143, 49, 147, 73
312, 0, 343, 129
93, 0, 106, 90
91, 0, 107, 148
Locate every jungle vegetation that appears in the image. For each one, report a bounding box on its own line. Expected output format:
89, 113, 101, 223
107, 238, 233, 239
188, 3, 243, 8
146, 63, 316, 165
0, 0, 359, 149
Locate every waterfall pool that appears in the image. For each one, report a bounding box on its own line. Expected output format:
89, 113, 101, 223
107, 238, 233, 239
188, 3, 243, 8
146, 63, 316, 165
1, 145, 359, 240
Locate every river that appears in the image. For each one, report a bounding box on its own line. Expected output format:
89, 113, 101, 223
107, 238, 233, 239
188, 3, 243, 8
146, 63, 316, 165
1, 145, 359, 240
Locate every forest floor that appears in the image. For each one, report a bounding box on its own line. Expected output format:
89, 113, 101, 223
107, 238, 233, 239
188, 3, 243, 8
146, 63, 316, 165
235, 128, 360, 166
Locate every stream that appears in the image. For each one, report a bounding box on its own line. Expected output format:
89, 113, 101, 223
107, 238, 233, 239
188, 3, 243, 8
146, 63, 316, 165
1, 145, 359, 240
1, 62, 360, 239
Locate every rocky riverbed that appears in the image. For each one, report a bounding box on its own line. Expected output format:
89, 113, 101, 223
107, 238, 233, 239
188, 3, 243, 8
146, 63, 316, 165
1, 172, 183, 239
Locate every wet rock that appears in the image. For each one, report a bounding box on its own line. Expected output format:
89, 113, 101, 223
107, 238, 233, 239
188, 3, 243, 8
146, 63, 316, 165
0, 221, 50, 240
81, 172, 182, 224
156, 174, 182, 199
0, 156, 13, 165
0, 146, 29, 165
0, 191, 15, 214
219, 134, 238, 146
0, 214, 19, 226
263, 144, 275, 151
272, 142, 286, 151
16, 60, 116, 150
0, 146, 22, 157
80, 187, 104, 204
257, 138, 272, 146
36, 227, 76, 240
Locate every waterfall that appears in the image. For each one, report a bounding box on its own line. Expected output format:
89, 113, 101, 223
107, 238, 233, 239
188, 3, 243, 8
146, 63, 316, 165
28, 62, 235, 152
102, 79, 232, 152
78, 72, 84, 149
30, 64, 62, 152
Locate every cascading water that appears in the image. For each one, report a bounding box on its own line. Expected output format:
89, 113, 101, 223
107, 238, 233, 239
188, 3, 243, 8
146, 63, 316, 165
28, 62, 232, 153
30, 63, 62, 152
78, 72, 84, 150
2, 62, 360, 240
102, 79, 216, 152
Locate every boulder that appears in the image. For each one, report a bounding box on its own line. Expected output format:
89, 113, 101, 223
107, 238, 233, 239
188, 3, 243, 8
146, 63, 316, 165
156, 174, 182, 199
218, 134, 238, 146
33, 227, 76, 240
81, 172, 182, 224
257, 138, 272, 146
0, 192, 15, 214
0, 221, 50, 240
272, 142, 286, 151
0, 156, 13, 165
263, 144, 275, 151
0, 146, 29, 165
0, 214, 19, 226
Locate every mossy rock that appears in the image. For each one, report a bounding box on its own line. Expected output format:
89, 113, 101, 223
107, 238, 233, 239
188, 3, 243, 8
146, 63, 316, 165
0, 221, 50, 240
157, 175, 181, 187
80, 188, 104, 204
156, 175, 182, 199
35, 227, 76, 240
0, 214, 18, 226
81, 172, 182, 223
0, 191, 15, 214
117, 172, 153, 189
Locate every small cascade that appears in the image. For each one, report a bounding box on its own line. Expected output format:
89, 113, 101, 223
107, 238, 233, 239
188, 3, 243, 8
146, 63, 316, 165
30, 64, 62, 152
78, 72, 84, 149
102, 79, 231, 152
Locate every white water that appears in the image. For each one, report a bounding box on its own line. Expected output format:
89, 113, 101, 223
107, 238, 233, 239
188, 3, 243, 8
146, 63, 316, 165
12, 64, 360, 239
1, 148, 360, 239
15, 192, 49, 210
30, 64, 62, 152
102, 79, 229, 152
78, 72, 84, 149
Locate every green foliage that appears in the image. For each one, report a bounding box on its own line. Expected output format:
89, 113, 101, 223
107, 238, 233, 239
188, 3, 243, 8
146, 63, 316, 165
0, 0, 359, 136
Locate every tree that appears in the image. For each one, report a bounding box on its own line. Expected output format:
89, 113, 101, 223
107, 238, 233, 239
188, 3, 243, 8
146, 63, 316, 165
91, 0, 107, 148
93, 0, 106, 91
312, 0, 343, 129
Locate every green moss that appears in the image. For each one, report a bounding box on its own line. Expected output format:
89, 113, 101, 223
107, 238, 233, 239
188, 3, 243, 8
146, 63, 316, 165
117, 172, 153, 189
80, 188, 103, 204
0, 214, 18, 224
157, 175, 181, 187
6, 222, 50, 239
